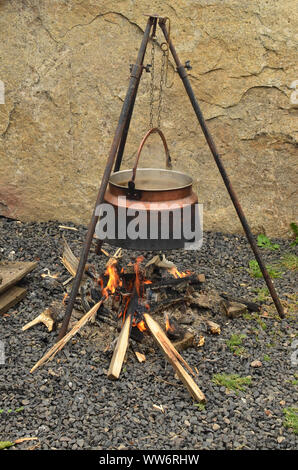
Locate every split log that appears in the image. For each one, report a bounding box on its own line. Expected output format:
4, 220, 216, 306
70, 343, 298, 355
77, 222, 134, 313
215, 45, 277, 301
30, 300, 103, 373
107, 313, 132, 380
60, 239, 81, 278
144, 314, 195, 376
0, 261, 37, 295
148, 274, 204, 290
144, 313, 205, 403
220, 293, 261, 312
0, 286, 27, 314
220, 299, 248, 318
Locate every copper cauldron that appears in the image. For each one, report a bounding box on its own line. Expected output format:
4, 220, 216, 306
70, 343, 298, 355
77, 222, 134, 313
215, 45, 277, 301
101, 128, 201, 250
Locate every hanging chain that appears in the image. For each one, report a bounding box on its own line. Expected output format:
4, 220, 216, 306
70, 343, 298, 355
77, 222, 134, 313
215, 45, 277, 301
157, 44, 168, 128
148, 17, 171, 129
149, 34, 156, 129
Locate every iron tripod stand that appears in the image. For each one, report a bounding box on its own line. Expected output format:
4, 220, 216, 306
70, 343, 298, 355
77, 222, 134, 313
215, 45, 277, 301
57, 15, 284, 342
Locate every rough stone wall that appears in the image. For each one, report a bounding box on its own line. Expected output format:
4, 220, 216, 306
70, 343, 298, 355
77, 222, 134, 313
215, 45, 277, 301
0, 0, 297, 236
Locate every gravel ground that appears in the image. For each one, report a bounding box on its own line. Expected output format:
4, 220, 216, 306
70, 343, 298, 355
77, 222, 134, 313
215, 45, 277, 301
0, 217, 297, 451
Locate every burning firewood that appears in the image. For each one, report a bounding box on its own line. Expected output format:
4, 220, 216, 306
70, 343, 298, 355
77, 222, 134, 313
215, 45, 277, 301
164, 312, 185, 341
105, 248, 122, 267
107, 284, 139, 380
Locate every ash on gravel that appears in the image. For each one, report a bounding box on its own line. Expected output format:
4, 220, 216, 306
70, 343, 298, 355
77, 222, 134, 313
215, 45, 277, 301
0, 217, 297, 450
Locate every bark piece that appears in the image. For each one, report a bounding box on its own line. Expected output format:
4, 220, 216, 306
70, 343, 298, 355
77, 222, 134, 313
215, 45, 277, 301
134, 351, 146, 363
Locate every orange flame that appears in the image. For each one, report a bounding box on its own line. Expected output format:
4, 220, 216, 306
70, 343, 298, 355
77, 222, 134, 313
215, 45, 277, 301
132, 317, 147, 332
102, 263, 122, 298
137, 320, 147, 332
134, 256, 144, 297
62, 293, 69, 305
165, 314, 170, 331
168, 267, 191, 279
164, 312, 174, 333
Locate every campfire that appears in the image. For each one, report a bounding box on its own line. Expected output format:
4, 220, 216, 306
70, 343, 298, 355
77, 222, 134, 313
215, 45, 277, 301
28, 242, 210, 403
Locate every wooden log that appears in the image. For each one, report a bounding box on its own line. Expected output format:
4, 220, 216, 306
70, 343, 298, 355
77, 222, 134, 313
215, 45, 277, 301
144, 314, 195, 376
148, 275, 204, 290
107, 313, 132, 380
172, 331, 195, 352
0, 286, 27, 313
220, 299, 248, 318
144, 313, 206, 403
220, 293, 261, 312
0, 261, 37, 295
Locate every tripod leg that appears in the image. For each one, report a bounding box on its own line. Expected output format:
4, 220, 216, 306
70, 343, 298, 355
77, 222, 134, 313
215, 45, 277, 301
113, 83, 139, 173
57, 17, 155, 341
159, 19, 284, 318
95, 84, 139, 255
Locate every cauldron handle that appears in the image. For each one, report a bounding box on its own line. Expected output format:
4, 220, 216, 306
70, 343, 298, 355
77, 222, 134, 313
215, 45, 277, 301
130, 127, 172, 185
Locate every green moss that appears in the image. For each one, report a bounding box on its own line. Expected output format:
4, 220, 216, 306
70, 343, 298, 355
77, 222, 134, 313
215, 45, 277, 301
226, 334, 247, 355
194, 403, 205, 411
257, 234, 279, 251
283, 407, 298, 434
256, 316, 267, 331
280, 253, 298, 271
254, 287, 270, 303
290, 222, 298, 246
0, 441, 14, 450
212, 373, 252, 393
247, 260, 283, 279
